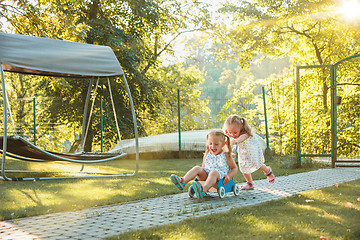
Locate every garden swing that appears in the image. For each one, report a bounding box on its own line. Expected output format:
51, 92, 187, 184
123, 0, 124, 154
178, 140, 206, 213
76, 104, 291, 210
0, 32, 139, 181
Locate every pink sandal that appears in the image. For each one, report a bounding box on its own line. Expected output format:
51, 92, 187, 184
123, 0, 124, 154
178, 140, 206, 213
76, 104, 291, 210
266, 167, 275, 183
241, 182, 254, 190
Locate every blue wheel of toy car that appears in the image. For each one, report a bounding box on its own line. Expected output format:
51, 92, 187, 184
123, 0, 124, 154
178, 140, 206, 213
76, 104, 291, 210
233, 184, 240, 196
218, 186, 226, 198
188, 186, 195, 198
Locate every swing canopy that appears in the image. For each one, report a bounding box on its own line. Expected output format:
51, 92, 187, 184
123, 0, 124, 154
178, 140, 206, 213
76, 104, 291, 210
0, 32, 123, 77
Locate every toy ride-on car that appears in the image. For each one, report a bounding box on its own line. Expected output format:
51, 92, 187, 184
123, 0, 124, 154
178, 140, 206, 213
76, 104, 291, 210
188, 178, 240, 199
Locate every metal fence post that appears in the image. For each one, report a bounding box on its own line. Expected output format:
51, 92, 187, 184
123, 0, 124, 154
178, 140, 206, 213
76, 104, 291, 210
296, 66, 301, 166
262, 87, 270, 149
100, 96, 103, 152
33, 97, 36, 146
177, 89, 181, 156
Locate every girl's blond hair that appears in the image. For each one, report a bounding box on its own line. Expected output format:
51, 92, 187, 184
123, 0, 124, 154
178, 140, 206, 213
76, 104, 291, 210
223, 115, 253, 137
206, 129, 232, 154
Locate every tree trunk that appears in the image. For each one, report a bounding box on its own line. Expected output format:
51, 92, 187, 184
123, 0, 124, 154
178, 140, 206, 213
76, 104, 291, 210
321, 71, 329, 113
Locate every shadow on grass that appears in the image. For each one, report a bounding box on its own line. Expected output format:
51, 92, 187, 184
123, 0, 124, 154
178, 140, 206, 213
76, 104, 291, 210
18, 189, 43, 207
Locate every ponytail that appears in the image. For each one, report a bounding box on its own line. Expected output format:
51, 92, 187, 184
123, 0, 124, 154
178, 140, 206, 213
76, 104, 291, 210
241, 117, 253, 137
224, 134, 232, 155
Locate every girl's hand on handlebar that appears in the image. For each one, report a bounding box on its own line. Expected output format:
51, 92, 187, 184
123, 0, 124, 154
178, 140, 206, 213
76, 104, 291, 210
223, 175, 230, 185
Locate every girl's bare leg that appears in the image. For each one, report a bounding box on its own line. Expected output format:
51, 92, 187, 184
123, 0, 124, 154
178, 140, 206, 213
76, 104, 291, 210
183, 166, 208, 183
258, 164, 271, 175
243, 172, 254, 185
259, 164, 275, 183
202, 171, 220, 192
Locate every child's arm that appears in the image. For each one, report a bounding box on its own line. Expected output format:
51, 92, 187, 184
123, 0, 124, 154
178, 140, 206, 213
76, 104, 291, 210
223, 152, 238, 184
231, 133, 250, 145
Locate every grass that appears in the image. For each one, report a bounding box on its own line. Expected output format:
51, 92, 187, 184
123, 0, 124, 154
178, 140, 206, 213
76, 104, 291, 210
1, 155, 321, 221
106, 179, 360, 240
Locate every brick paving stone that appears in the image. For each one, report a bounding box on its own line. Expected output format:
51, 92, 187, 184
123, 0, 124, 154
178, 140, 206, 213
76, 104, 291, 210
0, 167, 359, 240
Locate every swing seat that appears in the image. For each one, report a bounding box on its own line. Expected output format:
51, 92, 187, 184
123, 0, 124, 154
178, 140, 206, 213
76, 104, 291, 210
0, 135, 126, 163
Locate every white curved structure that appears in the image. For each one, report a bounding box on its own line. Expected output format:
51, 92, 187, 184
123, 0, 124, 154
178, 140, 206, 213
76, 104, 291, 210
110, 129, 267, 154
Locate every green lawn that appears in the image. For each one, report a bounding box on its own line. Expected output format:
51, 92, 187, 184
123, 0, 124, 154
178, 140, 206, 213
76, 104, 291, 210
1, 156, 320, 221
106, 179, 360, 240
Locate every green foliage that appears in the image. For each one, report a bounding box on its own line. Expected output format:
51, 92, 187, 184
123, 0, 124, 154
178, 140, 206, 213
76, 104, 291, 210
336, 60, 360, 156
212, 0, 360, 156
184, 38, 239, 119
3, 73, 38, 135
0, 73, 75, 152
141, 63, 212, 135
216, 80, 263, 128
217, 0, 360, 66
264, 69, 297, 155
39, 76, 142, 152
183, 34, 290, 123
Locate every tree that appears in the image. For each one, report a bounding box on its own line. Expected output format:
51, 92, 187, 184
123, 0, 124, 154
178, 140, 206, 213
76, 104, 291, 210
216, 80, 263, 130
140, 63, 212, 135
182, 33, 290, 123
3, 73, 38, 137
217, 0, 359, 108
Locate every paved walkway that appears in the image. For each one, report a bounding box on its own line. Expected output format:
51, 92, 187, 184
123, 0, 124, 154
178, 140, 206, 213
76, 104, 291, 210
1, 167, 360, 240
